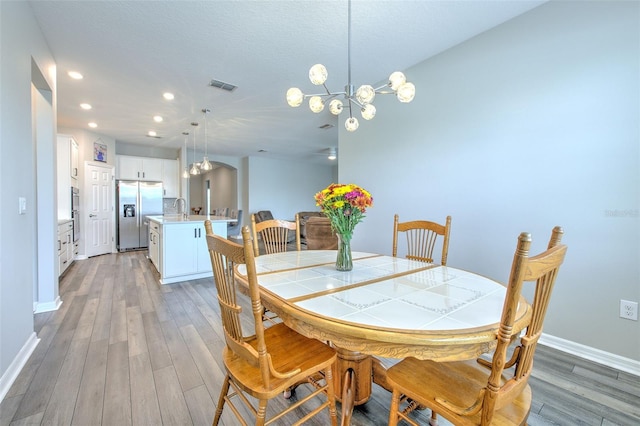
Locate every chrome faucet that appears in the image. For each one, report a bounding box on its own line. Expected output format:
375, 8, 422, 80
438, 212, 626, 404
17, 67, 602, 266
173, 198, 187, 219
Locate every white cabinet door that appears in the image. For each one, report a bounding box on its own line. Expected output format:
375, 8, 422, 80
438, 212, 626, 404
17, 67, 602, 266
195, 223, 212, 273
162, 159, 179, 198
162, 222, 211, 278
162, 223, 198, 278
70, 138, 79, 181
142, 158, 163, 181
65, 227, 74, 267
117, 155, 142, 180
57, 135, 75, 219
58, 221, 73, 276
117, 155, 163, 181
149, 222, 160, 271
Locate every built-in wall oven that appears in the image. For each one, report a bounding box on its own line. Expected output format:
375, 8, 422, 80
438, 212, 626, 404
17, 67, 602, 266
71, 187, 80, 242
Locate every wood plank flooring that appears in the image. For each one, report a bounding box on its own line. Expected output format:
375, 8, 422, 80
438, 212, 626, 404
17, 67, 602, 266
1, 251, 638, 425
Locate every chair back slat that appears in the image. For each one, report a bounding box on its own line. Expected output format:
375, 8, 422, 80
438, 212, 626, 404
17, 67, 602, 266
251, 214, 301, 256
393, 214, 451, 265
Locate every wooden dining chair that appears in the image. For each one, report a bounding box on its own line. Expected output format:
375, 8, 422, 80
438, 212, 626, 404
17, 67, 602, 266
392, 214, 452, 265
204, 221, 338, 426
251, 213, 301, 257
387, 226, 567, 426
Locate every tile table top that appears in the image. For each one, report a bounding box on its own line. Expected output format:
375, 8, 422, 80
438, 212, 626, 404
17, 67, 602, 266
238, 251, 509, 332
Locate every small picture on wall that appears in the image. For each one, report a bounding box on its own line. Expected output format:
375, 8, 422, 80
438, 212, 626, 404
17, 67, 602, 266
94, 141, 107, 162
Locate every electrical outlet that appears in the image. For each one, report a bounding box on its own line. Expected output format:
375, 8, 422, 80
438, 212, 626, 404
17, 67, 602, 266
619, 300, 638, 321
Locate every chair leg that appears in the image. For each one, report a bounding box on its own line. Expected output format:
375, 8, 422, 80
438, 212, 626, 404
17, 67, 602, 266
212, 374, 231, 426
256, 399, 268, 426
325, 365, 338, 426
388, 389, 401, 426
430, 410, 438, 426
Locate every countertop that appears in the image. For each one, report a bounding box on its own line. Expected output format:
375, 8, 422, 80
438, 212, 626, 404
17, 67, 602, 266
147, 215, 235, 224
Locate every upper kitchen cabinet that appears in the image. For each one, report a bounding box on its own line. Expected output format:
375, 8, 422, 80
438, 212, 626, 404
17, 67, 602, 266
57, 134, 78, 219
162, 159, 179, 198
70, 138, 79, 181
117, 155, 163, 181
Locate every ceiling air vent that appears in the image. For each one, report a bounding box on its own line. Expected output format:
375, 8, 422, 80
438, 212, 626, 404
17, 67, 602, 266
209, 79, 237, 92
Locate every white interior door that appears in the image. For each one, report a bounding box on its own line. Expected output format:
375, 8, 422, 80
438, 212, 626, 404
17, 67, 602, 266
85, 162, 114, 257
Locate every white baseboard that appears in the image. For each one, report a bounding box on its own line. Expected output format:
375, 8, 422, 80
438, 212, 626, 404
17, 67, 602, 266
540, 333, 640, 377
33, 296, 63, 314
0, 332, 40, 403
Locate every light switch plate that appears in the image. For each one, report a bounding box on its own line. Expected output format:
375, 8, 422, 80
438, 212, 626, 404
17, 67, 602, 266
18, 197, 26, 215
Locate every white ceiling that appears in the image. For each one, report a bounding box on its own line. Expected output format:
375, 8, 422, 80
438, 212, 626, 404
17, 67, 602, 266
28, 0, 546, 164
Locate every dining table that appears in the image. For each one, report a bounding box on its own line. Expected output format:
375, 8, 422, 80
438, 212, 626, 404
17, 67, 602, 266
235, 250, 532, 424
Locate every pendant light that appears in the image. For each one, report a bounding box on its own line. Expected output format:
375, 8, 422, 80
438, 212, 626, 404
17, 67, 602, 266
182, 131, 190, 178
189, 122, 201, 175
200, 108, 213, 171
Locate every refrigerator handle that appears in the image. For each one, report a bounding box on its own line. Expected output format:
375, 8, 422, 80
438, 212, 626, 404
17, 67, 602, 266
138, 190, 142, 229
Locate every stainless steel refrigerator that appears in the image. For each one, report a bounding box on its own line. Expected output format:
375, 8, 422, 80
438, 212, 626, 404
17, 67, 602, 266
117, 180, 163, 251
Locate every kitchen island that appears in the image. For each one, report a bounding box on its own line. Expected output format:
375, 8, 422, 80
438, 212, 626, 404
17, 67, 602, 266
147, 215, 235, 284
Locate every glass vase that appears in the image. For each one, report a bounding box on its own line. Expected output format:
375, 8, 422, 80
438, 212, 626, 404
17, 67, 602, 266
336, 233, 353, 271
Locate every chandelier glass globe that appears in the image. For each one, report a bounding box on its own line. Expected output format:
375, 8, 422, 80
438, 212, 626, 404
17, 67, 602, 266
286, 87, 304, 107
345, 116, 359, 132
389, 71, 407, 91
397, 82, 416, 103
309, 64, 328, 85
309, 96, 324, 113
361, 104, 376, 120
356, 85, 375, 104
329, 99, 343, 115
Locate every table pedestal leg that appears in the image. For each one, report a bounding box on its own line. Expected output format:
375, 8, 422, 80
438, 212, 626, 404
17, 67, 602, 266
332, 348, 372, 406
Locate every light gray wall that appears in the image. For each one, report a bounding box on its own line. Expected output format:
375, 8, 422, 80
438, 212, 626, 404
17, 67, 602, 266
340, 1, 639, 361
247, 156, 334, 220
202, 165, 237, 214
0, 1, 57, 380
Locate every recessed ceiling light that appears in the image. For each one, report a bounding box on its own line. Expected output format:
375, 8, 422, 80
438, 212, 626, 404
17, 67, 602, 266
153, 115, 163, 123
88, 122, 97, 128
148, 131, 157, 137
68, 71, 83, 80
80, 103, 92, 110
163, 92, 174, 100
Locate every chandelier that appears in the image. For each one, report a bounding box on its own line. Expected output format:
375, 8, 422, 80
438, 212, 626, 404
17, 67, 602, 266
286, 0, 415, 132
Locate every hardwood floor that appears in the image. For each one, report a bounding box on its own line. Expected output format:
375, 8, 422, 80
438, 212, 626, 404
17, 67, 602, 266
1, 251, 638, 425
